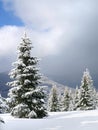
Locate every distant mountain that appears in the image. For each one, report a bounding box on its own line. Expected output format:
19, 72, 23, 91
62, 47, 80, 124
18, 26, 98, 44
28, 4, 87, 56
0, 73, 69, 98
41, 76, 69, 94
0, 72, 10, 97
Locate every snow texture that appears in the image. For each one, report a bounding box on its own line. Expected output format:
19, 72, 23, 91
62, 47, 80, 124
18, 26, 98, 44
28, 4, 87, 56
0, 110, 98, 130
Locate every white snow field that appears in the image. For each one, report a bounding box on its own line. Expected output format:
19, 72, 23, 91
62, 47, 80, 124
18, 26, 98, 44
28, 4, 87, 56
0, 110, 98, 130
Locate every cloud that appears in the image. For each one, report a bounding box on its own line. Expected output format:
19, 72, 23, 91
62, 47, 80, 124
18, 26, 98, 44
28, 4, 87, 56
0, 26, 24, 72
1, 0, 98, 87
2, 0, 96, 51
2, 0, 96, 55
0, 26, 24, 56
2, 0, 95, 27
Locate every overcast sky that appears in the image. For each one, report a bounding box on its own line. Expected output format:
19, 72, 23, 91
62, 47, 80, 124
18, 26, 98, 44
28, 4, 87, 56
0, 0, 98, 87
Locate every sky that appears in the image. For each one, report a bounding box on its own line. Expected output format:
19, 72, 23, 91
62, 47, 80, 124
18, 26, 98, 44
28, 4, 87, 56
0, 0, 98, 88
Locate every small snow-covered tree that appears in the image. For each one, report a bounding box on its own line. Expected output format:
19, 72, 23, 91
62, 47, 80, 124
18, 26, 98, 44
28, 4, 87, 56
58, 92, 63, 111
0, 94, 8, 113
73, 86, 80, 110
68, 89, 74, 111
7, 33, 47, 118
77, 69, 96, 110
96, 92, 98, 109
61, 88, 72, 111
93, 88, 97, 109
48, 85, 60, 112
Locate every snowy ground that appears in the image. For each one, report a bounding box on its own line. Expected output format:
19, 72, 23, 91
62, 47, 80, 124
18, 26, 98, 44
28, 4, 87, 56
0, 110, 98, 130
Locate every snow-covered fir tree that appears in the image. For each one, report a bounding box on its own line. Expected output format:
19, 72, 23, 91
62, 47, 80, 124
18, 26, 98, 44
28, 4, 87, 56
68, 89, 74, 111
93, 88, 97, 109
48, 85, 60, 112
0, 94, 8, 113
61, 88, 72, 111
73, 86, 80, 110
96, 92, 98, 109
58, 92, 63, 111
77, 69, 96, 110
7, 33, 47, 118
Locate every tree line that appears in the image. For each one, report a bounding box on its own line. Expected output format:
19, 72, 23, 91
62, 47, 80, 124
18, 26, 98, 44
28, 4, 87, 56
48, 69, 98, 112
0, 33, 98, 118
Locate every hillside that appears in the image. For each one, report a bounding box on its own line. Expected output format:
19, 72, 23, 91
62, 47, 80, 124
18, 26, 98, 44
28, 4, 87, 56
0, 73, 68, 97
0, 73, 10, 97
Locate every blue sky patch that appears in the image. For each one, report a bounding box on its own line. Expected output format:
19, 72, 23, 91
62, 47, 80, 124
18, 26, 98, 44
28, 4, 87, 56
0, 1, 24, 27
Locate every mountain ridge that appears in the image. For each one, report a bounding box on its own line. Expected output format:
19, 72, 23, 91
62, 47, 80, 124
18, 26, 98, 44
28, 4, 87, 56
0, 73, 69, 97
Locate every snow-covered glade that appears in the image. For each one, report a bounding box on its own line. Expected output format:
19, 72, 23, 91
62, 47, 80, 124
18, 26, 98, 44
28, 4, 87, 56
7, 33, 47, 118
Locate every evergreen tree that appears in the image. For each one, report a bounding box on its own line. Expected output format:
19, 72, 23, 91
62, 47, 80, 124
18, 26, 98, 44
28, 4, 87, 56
7, 33, 47, 118
48, 85, 59, 112
73, 86, 80, 110
61, 88, 72, 111
68, 89, 74, 111
93, 88, 97, 109
77, 69, 96, 110
58, 92, 63, 111
96, 92, 98, 109
0, 94, 8, 113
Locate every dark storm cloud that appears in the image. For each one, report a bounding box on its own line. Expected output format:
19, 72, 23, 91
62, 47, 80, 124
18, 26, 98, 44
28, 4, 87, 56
40, 0, 98, 87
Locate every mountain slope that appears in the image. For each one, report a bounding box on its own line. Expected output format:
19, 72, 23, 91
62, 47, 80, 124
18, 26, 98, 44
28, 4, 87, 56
0, 73, 68, 97
0, 72, 10, 97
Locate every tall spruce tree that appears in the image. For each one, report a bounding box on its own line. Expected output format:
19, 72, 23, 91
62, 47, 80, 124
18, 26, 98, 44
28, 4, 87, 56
48, 85, 59, 112
77, 69, 96, 110
7, 33, 47, 118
